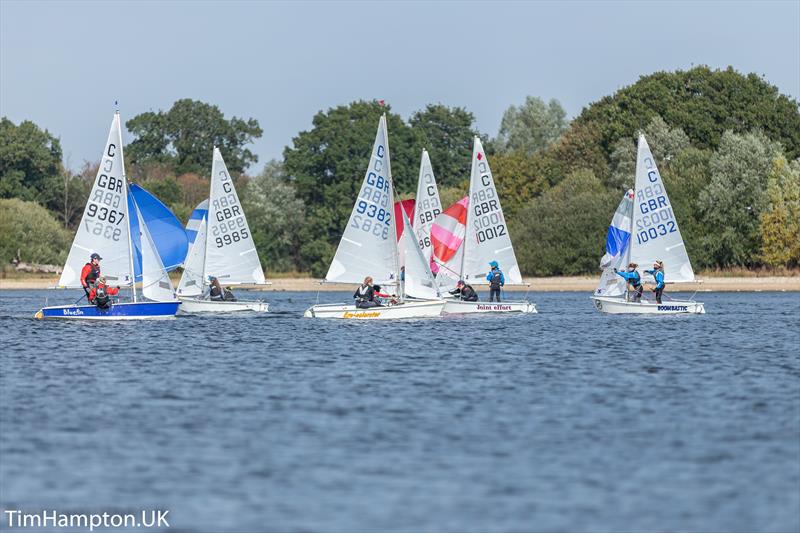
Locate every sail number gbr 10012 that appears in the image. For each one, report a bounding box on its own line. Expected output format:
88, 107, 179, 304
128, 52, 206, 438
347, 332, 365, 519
211, 188, 248, 248
471, 174, 506, 243
353, 168, 392, 240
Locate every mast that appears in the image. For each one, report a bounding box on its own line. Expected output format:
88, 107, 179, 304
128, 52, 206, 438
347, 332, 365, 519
118, 111, 137, 303
383, 114, 402, 300
201, 147, 215, 294
459, 137, 478, 282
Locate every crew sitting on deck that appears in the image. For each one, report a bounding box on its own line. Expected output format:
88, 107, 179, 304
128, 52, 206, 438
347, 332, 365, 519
614, 262, 644, 302
207, 276, 236, 301
450, 280, 478, 302
645, 261, 666, 304
88, 277, 119, 309
80, 252, 103, 298
354, 276, 379, 309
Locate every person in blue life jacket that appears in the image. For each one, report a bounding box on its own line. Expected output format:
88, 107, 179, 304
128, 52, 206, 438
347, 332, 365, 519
644, 260, 666, 304
613, 262, 644, 302
486, 261, 505, 302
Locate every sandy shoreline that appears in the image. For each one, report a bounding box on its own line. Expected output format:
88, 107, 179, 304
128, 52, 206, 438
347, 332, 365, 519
2, 276, 798, 292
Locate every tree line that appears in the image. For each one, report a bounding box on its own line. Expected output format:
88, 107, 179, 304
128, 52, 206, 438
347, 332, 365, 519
1, 66, 799, 276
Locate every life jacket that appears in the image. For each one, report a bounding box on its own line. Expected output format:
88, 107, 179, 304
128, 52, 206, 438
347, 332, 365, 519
489, 271, 503, 289
83, 262, 100, 287
629, 270, 642, 288
222, 288, 236, 301
94, 284, 111, 309
210, 285, 223, 301
354, 284, 373, 303
461, 284, 478, 302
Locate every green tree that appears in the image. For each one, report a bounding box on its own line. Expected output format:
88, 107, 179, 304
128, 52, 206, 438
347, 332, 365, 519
512, 169, 616, 276
496, 96, 569, 155
241, 160, 306, 273
760, 156, 800, 267
283, 100, 424, 274
126, 99, 262, 176
408, 104, 484, 187
698, 130, 781, 267
0, 118, 63, 202
0, 198, 72, 265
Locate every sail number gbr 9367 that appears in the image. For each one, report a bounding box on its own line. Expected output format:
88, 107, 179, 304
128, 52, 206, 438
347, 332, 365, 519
211, 170, 248, 248
471, 164, 507, 243
352, 144, 392, 240
635, 183, 677, 245
85, 144, 125, 242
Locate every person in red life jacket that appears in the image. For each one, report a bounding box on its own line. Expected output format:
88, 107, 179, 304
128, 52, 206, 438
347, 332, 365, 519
87, 277, 119, 309
80, 253, 102, 297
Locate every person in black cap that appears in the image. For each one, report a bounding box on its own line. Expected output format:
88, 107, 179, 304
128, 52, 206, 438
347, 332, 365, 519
449, 280, 478, 302
80, 253, 103, 298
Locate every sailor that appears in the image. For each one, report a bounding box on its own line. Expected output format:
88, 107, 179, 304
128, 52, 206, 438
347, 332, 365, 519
208, 276, 224, 301
80, 253, 102, 298
645, 260, 666, 304
614, 262, 644, 302
486, 261, 505, 302
222, 286, 237, 301
372, 284, 393, 306
354, 276, 378, 309
88, 276, 119, 309
450, 280, 478, 302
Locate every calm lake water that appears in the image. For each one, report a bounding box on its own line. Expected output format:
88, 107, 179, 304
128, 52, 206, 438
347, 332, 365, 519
1, 289, 798, 533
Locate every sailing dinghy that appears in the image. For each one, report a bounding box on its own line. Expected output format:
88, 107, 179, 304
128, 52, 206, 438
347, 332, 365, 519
35, 112, 181, 320
304, 115, 444, 319
412, 149, 442, 273
433, 137, 536, 314
176, 148, 269, 313
591, 134, 705, 314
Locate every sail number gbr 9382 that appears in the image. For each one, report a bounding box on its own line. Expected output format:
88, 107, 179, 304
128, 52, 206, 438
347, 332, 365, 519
471, 161, 507, 243
85, 144, 126, 241
210, 170, 248, 248
352, 144, 392, 240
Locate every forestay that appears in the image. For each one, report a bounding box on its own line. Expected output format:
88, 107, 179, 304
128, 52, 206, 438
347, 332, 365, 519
58, 113, 132, 288
400, 208, 439, 300
413, 150, 442, 266
630, 134, 695, 282
134, 204, 176, 302
325, 115, 399, 285
461, 137, 522, 285
204, 148, 265, 285
596, 190, 634, 297
177, 215, 207, 297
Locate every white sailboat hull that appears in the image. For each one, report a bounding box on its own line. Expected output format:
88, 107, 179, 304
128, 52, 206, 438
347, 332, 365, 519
591, 296, 705, 314
442, 298, 537, 314
178, 296, 268, 314
304, 299, 444, 319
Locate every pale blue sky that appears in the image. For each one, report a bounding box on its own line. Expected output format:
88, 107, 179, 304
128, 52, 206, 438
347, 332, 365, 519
2, 0, 798, 173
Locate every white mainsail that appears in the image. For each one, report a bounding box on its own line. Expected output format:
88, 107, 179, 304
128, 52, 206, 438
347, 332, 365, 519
177, 215, 207, 297
630, 134, 695, 282
325, 115, 399, 285
135, 204, 176, 302
58, 112, 133, 288
461, 137, 522, 285
400, 207, 439, 300
413, 149, 442, 264
204, 148, 265, 285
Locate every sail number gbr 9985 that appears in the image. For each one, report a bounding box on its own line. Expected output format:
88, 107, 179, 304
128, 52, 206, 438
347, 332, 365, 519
211, 185, 248, 248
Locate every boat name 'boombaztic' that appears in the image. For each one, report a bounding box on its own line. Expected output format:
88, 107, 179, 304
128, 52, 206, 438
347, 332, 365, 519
658, 305, 688, 312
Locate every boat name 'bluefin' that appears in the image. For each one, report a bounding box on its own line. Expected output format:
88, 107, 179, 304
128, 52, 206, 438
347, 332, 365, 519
658, 305, 688, 312
62, 308, 85, 316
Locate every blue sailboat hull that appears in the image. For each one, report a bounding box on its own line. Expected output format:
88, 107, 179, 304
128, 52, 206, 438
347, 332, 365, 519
35, 301, 180, 320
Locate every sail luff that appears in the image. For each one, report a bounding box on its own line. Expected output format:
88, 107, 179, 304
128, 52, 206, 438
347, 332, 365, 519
118, 112, 137, 302
383, 114, 402, 299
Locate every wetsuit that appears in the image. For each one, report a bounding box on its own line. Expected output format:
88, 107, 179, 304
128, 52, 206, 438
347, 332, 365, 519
645, 269, 665, 304
450, 284, 478, 302
487, 269, 505, 302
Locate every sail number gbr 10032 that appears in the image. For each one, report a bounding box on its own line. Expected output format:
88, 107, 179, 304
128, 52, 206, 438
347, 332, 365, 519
211, 190, 248, 248
634, 184, 677, 245
352, 169, 392, 240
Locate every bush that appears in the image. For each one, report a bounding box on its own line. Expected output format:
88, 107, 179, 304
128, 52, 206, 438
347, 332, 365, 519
0, 198, 72, 265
